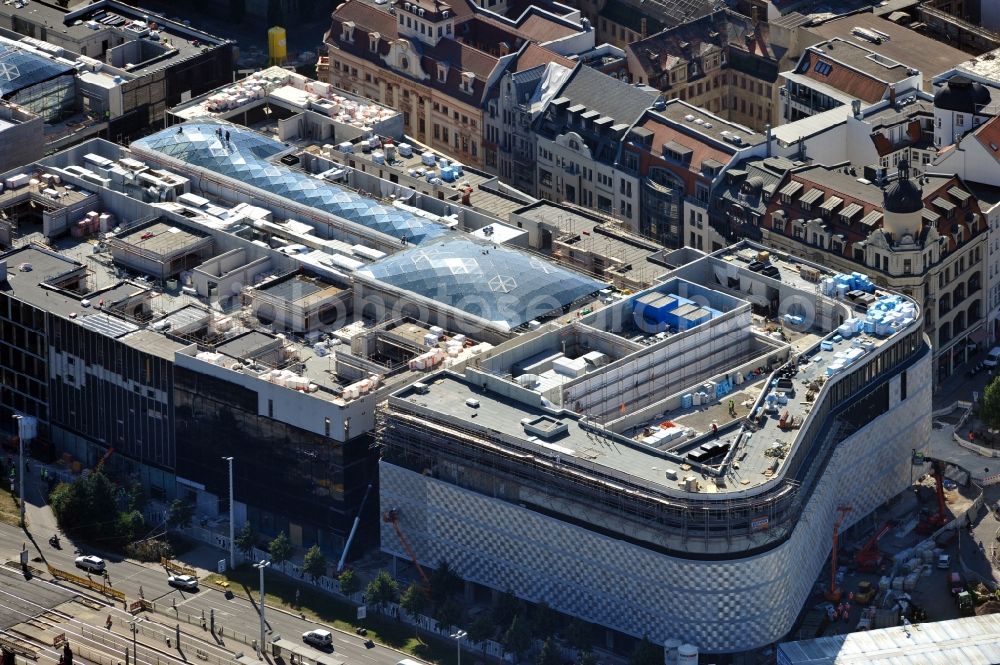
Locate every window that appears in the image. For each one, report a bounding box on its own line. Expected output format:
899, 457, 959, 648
957, 114, 965, 127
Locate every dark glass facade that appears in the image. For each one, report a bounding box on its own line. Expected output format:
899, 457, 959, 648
173, 366, 379, 555
0, 293, 49, 437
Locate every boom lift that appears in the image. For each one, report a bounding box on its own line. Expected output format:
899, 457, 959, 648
917, 460, 951, 534
826, 505, 853, 602
383, 508, 432, 596
854, 522, 893, 573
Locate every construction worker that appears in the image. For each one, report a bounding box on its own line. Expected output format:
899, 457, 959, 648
106, 615, 113, 630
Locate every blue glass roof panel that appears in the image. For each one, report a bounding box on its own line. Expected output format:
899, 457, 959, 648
0, 42, 75, 98
132, 123, 447, 244
356, 237, 607, 330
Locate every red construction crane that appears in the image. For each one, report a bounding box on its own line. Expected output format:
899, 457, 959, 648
383, 508, 432, 597
917, 460, 951, 534
826, 505, 853, 602
854, 521, 893, 573
94, 446, 115, 473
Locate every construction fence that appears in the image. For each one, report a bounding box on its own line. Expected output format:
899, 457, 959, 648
48, 564, 126, 603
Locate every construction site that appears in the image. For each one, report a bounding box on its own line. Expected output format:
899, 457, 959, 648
377, 242, 935, 653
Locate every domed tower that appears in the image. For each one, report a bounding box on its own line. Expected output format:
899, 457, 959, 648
882, 158, 924, 241
933, 75, 991, 146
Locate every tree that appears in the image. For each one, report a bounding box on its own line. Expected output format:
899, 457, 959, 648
434, 598, 463, 632
127, 484, 148, 513
166, 499, 194, 529
268, 531, 293, 567
530, 602, 557, 639
467, 612, 495, 646
302, 544, 327, 582
50, 472, 119, 541
536, 638, 560, 665
399, 582, 427, 618
429, 559, 462, 604
235, 522, 256, 560
628, 636, 660, 665
493, 589, 521, 627
339, 568, 361, 596
503, 613, 531, 661
576, 651, 598, 665
564, 620, 592, 652
981, 374, 1000, 430
115, 510, 146, 545
365, 570, 398, 610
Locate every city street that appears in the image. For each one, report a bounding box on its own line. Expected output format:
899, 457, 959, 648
0, 467, 409, 665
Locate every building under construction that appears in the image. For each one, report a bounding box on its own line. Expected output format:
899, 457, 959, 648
377, 241, 932, 654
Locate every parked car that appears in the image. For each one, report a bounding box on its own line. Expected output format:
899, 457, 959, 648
948, 571, 965, 595
167, 574, 198, 591
302, 629, 333, 649
937, 553, 951, 569
75, 555, 106, 573
984, 346, 1000, 368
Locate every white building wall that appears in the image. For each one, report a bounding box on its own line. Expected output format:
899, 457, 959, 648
380, 345, 932, 653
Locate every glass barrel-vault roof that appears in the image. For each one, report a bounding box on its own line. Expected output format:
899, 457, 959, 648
131, 122, 447, 244
0, 42, 75, 98
356, 237, 607, 331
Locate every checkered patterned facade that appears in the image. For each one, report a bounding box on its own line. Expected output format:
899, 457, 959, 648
380, 352, 931, 653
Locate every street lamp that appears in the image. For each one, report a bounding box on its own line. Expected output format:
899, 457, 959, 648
253, 559, 271, 658
222, 456, 235, 570
129, 619, 140, 665
451, 629, 467, 665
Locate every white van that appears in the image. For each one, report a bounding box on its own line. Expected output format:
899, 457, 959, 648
985, 347, 1000, 368
302, 629, 333, 648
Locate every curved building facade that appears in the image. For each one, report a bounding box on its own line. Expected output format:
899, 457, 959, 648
377, 242, 930, 652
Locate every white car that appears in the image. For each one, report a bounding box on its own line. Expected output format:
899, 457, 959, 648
302, 629, 333, 649
167, 574, 198, 591
75, 555, 106, 573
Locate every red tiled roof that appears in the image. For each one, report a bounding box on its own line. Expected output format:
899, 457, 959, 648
802, 51, 886, 104
637, 116, 732, 175
514, 42, 573, 71
973, 114, 1000, 164
517, 13, 578, 42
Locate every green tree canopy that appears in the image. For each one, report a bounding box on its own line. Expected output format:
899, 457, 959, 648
434, 597, 464, 632
503, 612, 532, 660
628, 636, 660, 665
564, 620, 592, 652
339, 568, 361, 596
302, 544, 327, 582
493, 589, 521, 627
365, 570, 398, 609
234, 522, 256, 559
467, 612, 495, 645
536, 637, 561, 665
981, 374, 1000, 430
429, 559, 462, 604
268, 531, 293, 566
530, 602, 557, 639
115, 510, 146, 545
399, 582, 428, 618
49, 472, 119, 541
166, 499, 194, 529
576, 651, 598, 665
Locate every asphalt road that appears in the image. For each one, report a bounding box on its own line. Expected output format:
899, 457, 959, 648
0, 469, 408, 665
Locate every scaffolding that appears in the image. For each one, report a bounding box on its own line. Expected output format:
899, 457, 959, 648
376, 404, 803, 555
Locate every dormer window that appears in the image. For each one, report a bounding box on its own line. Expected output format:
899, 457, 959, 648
418, 8, 425, 16
442, 10, 449, 17
341, 21, 355, 43
461, 72, 475, 94
369, 32, 380, 52
404, 2, 411, 9
437, 63, 448, 82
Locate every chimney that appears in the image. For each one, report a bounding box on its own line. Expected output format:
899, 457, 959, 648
889, 85, 897, 107
765, 123, 771, 157
851, 99, 861, 117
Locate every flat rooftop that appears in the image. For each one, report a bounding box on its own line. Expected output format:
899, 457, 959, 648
394, 373, 690, 494
116, 221, 208, 257
0, 180, 94, 211
808, 38, 913, 84
216, 330, 280, 360
0, 0, 228, 74
258, 274, 344, 305
120, 328, 187, 360
810, 13, 969, 90
320, 141, 530, 221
